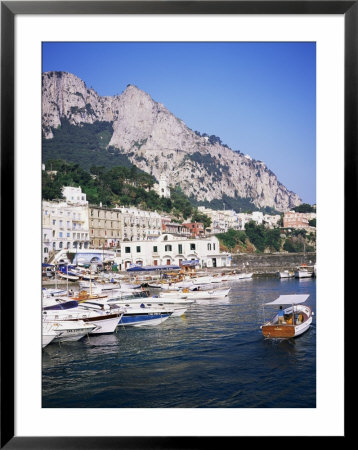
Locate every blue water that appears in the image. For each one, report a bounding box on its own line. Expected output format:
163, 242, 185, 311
42, 277, 316, 408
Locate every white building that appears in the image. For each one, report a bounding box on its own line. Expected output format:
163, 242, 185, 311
115, 206, 162, 241
42, 200, 90, 262
62, 186, 88, 205
198, 207, 241, 233
120, 233, 231, 270
153, 174, 171, 198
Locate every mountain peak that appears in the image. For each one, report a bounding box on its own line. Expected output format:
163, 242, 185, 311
42, 72, 301, 211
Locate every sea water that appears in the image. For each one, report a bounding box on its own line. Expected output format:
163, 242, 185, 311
42, 277, 316, 408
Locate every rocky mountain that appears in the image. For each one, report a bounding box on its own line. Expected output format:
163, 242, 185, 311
42, 71, 301, 212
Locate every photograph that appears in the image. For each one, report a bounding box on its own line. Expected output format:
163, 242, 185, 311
41, 41, 317, 409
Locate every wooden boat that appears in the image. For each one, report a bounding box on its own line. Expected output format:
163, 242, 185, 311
261, 294, 314, 339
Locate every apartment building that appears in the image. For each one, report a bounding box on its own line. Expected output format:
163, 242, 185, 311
42, 200, 90, 262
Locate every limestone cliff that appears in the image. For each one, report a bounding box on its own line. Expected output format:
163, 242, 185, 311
42, 71, 301, 211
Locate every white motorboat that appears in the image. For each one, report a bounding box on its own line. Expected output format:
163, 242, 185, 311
47, 320, 96, 342
278, 270, 294, 279
294, 265, 313, 278
42, 300, 123, 334
95, 291, 193, 316
160, 287, 231, 300
192, 275, 216, 285
42, 322, 58, 348
226, 272, 253, 281
117, 304, 174, 327
261, 294, 314, 339
79, 280, 141, 293
42, 288, 68, 299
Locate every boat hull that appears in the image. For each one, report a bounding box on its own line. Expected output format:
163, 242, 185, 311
42, 333, 56, 348
118, 313, 171, 327
278, 271, 294, 278
294, 270, 312, 278
79, 313, 122, 334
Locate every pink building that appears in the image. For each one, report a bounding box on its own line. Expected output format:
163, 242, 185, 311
182, 222, 205, 237
283, 211, 309, 229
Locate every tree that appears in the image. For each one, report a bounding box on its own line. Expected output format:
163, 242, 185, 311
191, 210, 212, 229
292, 203, 315, 213
245, 221, 266, 252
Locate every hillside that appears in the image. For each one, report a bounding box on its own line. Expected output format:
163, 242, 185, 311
42, 71, 302, 212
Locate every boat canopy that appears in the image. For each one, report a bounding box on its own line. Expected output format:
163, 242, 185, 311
265, 294, 310, 306
43, 300, 79, 310
127, 264, 180, 272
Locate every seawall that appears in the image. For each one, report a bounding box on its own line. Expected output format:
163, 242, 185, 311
230, 252, 316, 276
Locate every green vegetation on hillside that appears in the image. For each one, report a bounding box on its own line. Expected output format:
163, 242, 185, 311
292, 203, 316, 213
191, 194, 260, 214
42, 159, 208, 221
42, 119, 133, 171
216, 221, 315, 254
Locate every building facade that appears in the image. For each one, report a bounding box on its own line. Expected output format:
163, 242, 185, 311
182, 222, 205, 237
120, 233, 231, 270
42, 200, 90, 262
283, 211, 310, 229
117, 207, 162, 242
88, 205, 122, 249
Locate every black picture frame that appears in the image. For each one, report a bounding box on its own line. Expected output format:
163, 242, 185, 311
1, 1, 351, 447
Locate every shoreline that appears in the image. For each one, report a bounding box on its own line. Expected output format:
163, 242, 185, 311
42, 251, 316, 285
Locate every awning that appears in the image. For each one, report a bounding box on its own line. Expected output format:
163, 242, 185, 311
265, 294, 310, 306
42, 263, 54, 267
127, 264, 180, 272
180, 259, 200, 266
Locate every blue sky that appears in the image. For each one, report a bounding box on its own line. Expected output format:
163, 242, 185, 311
42, 42, 316, 204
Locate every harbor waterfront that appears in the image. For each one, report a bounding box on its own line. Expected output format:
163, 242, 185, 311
42, 277, 316, 408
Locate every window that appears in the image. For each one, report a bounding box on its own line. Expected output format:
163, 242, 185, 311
136, 246, 141, 253
165, 244, 172, 252
52, 220, 56, 225
125, 247, 131, 254
190, 243, 196, 251
153, 246, 158, 253
178, 244, 183, 254
207, 243, 212, 250
59, 232, 63, 238
44, 247, 48, 253
153, 260, 158, 266
66, 233, 70, 237
213, 243, 216, 250
166, 259, 171, 265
